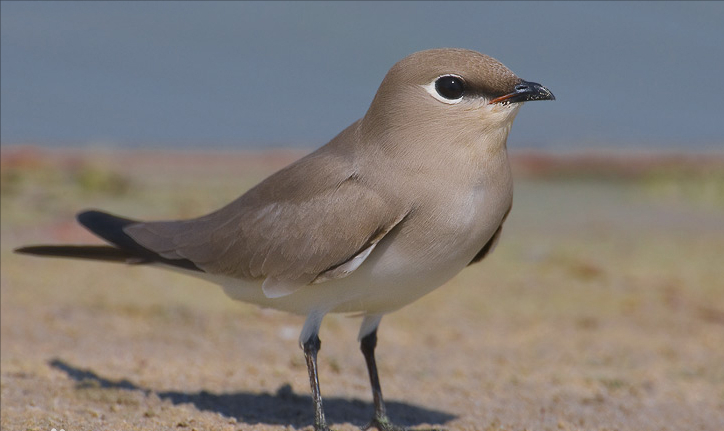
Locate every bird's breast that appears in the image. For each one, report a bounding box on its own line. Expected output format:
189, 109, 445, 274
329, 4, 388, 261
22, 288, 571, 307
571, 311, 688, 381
329, 177, 512, 314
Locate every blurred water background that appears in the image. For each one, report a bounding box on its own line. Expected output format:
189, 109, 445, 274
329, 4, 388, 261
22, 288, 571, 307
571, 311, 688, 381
2, 1, 723, 152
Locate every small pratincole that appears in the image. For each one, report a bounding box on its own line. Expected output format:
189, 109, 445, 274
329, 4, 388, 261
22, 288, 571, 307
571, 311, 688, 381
16, 48, 554, 431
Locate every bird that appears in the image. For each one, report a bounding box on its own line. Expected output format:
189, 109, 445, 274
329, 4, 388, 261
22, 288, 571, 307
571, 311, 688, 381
15, 48, 554, 431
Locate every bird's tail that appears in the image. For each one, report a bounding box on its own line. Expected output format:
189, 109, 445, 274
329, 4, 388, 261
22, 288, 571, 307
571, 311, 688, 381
14, 210, 200, 271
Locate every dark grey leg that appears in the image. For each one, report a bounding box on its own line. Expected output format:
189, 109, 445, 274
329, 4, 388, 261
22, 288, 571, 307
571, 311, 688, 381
303, 334, 331, 431
361, 329, 405, 431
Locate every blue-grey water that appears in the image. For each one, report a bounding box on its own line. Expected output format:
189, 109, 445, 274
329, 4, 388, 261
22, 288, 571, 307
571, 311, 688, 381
2, 1, 723, 151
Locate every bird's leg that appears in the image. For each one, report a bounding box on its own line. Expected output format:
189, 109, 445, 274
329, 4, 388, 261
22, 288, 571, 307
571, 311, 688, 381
360, 329, 406, 431
303, 333, 331, 431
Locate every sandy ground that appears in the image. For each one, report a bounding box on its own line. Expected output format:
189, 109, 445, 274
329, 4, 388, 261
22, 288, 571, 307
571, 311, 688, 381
2, 147, 723, 431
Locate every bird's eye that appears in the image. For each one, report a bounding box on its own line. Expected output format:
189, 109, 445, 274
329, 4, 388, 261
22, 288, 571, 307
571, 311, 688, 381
434, 75, 465, 100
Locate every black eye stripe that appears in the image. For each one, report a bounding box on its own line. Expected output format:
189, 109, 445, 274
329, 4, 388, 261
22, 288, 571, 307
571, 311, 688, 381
434, 75, 465, 100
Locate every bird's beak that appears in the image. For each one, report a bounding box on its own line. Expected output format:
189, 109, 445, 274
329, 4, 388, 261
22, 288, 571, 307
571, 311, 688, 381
489, 80, 555, 105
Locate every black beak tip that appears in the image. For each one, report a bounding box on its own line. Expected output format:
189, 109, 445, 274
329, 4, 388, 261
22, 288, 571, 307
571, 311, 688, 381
545, 88, 556, 101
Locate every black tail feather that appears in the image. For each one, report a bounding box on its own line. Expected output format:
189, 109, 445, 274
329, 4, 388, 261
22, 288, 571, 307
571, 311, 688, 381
15, 210, 201, 272
14, 245, 146, 263
77, 210, 147, 255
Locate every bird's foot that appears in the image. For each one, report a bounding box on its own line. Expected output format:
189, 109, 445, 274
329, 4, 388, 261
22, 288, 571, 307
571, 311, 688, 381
364, 417, 446, 431
363, 415, 407, 431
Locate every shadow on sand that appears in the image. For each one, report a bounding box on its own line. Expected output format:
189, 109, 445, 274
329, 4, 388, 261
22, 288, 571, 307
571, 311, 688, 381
49, 358, 455, 429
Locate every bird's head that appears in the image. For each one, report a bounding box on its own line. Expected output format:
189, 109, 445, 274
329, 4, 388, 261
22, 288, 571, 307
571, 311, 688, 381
360, 48, 554, 157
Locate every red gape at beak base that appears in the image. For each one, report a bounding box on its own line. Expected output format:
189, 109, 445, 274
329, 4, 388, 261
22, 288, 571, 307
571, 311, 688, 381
489, 93, 518, 104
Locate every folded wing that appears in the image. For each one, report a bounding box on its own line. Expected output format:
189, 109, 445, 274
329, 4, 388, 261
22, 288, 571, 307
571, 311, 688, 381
124, 150, 408, 297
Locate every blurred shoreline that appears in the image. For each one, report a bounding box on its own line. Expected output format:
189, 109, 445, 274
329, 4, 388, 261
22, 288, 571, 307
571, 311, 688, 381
2, 143, 723, 181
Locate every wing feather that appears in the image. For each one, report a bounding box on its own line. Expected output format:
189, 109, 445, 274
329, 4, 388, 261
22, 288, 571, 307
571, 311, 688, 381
124, 146, 408, 287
